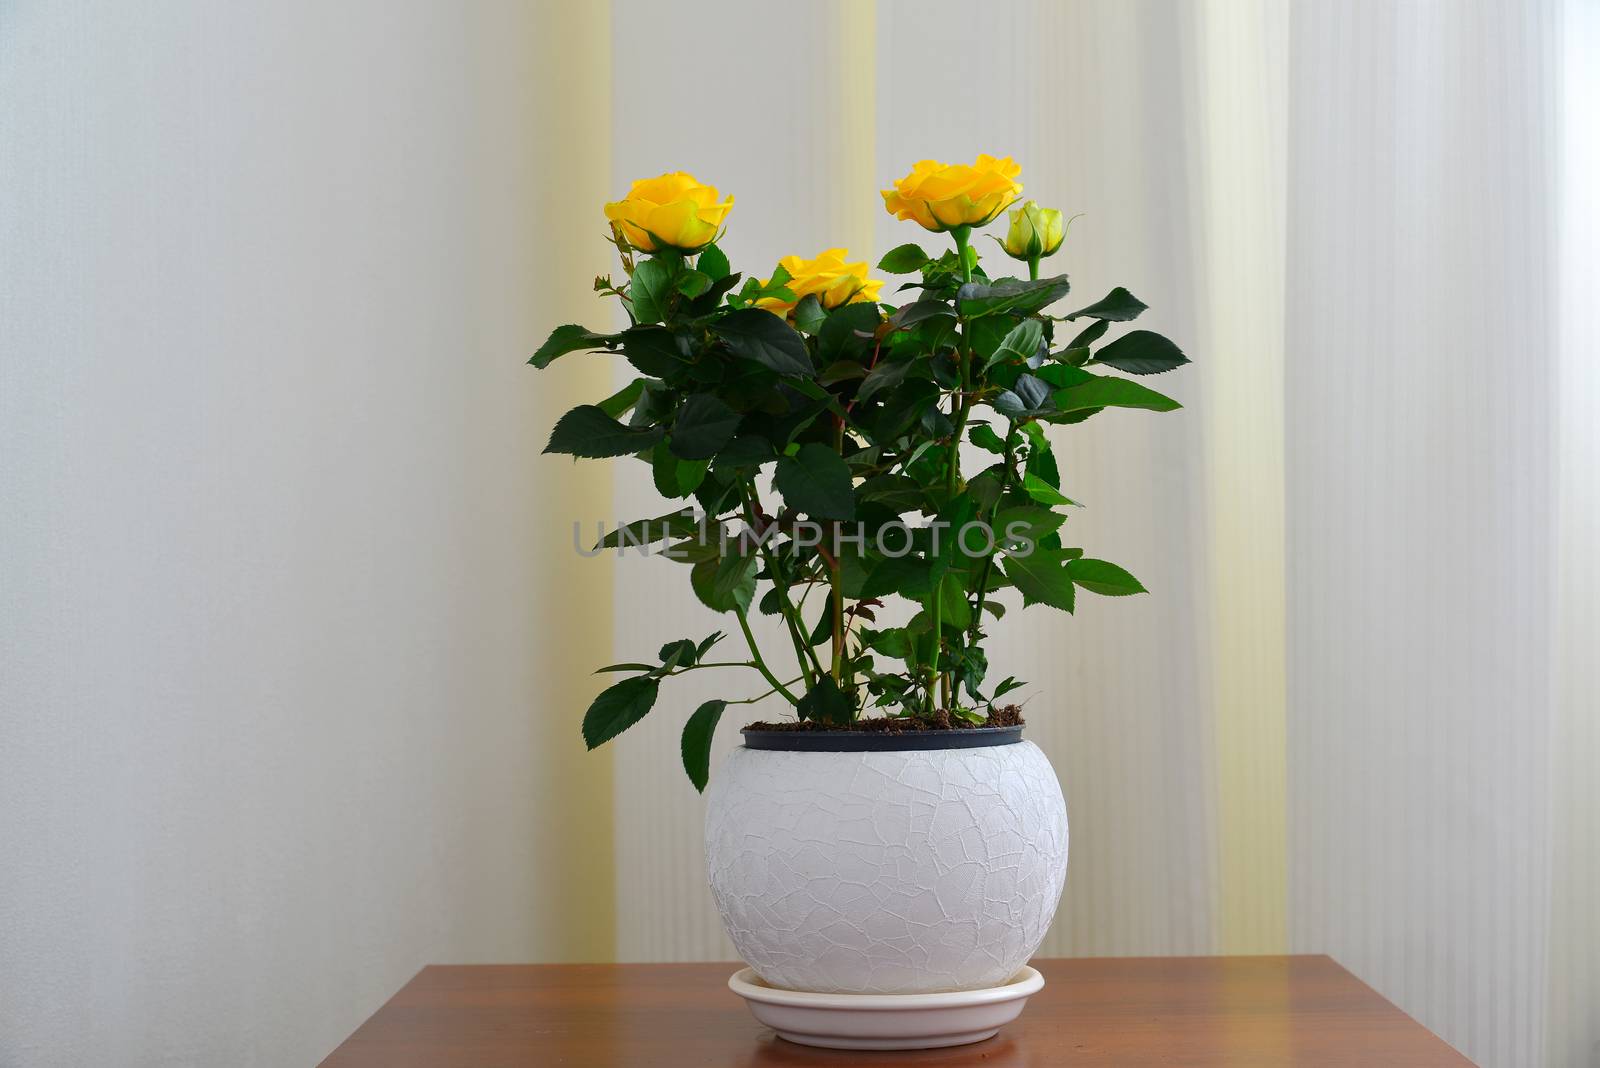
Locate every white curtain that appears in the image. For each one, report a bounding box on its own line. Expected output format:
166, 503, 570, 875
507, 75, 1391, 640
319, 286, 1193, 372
606, 2, 1600, 1065
1, 3, 618, 1065
5, 2, 1591, 1065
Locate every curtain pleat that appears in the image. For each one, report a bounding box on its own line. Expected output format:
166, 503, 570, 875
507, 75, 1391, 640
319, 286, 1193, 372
603, 3, 1597, 1064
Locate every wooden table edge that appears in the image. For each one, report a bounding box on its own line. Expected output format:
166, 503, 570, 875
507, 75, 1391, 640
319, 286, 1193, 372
319, 954, 1477, 1067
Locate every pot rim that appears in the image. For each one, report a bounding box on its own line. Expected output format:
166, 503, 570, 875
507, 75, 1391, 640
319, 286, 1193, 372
739, 725, 1023, 752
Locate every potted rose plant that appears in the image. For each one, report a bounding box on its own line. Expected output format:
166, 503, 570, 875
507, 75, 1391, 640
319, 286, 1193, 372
530, 156, 1190, 1048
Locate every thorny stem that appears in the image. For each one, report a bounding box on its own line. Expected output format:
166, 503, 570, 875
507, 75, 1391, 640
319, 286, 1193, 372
725, 676, 807, 707
960, 421, 1022, 694
830, 418, 846, 683
931, 224, 977, 713
734, 608, 800, 705
740, 485, 825, 687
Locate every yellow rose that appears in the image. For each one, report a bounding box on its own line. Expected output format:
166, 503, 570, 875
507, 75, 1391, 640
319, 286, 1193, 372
1002, 200, 1066, 260
881, 154, 1023, 232
603, 172, 733, 252
755, 248, 884, 320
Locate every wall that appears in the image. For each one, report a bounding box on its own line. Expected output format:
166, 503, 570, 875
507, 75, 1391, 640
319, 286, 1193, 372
0, 3, 614, 1065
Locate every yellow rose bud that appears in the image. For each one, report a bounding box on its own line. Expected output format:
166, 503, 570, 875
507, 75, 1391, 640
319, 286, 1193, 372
881, 153, 1023, 233
755, 248, 884, 320
603, 171, 733, 253
1002, 201, 1066, 260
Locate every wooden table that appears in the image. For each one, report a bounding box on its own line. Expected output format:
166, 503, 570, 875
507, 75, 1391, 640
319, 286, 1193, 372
319, 956, 1472, 1067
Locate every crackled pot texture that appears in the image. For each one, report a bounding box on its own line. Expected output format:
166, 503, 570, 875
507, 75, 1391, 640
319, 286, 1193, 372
703, 739, 1068, 994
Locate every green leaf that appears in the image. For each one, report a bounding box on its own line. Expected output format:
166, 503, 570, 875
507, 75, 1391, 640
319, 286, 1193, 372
993, 374, 1054, 418
658, 638, 698, 670
1069, 557, 1147, 596
805, 604, 833, 647
692, 465, 742, 512
994, 505, 1066, 546
856, 358, 913, 403
692, 550, 756, 614
697, 244, 731, 281
690, 272, 743, 314
793, 294, 827, 335
593, 662, 657, 674
545, 405, 664, 458
1023, 423, 1057, 480
969, 424, 1007, 453
530, 324, 614, 368
681, 699, 727, 792
861, 626, 912, 658
818, 302, 882, 362
926, 494, 977, 577
714, 434, 776, 469
670, 394, 741, 460
877, 243, 930, 274
629, 257, 676, 325
1021, 473, 1077, 507
1066, 318, 1109, 349
662, 533, 719, 565
957, 275, 1071, 318
758, 264, 794, 297
597, 379, 645, 419
595, 511, 701, 550
967, 469, 1004, 512
1002, 548, 1078, 614
935, 572, 972, 629
819, 360, 869, 384
581, 676, 660, 749
621, 326, 689, 378
774, 443, 855, 520
1090, 330, 1192, 375
992, 676, 1024, 699
861, 553, 932, 600
887, 299, 955, 330
1053, 374, 1181, 413
712, 309, 813, 377
1066, 286, 1147, 322
675, 270, 712, 298
729, 265, 796, 308
965, 316, 1017, 366
695, 631, 725, 660
651, 442, 709, 498
983, 319, 1045, 371
797, 675, 855, 725
958, 646, 988, 702
1032, 363, 1094, 389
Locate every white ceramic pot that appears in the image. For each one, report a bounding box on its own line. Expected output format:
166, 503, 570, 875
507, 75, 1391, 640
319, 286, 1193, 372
703, 732, 1068, 995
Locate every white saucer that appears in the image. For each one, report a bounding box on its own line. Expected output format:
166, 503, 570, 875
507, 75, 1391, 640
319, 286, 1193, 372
728, 966, 1044, 1050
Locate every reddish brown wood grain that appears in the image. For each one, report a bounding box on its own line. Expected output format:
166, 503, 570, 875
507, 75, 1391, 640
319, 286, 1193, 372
318, 956, 1474, 1067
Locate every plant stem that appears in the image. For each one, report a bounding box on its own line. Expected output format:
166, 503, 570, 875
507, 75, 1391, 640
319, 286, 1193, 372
1028, 254, 1040, 281
734, 607, 800, 705
931, 224, 977, 713
966, 421, 1022, 653
740, 485, 825, 687
830, 419, 845, 683
725, 676, 807, 707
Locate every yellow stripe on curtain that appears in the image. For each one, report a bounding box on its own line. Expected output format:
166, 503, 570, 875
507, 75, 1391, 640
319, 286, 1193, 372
832, 0, 877, 261
525, 0, 617, 962
1194, 0, 1288, 954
